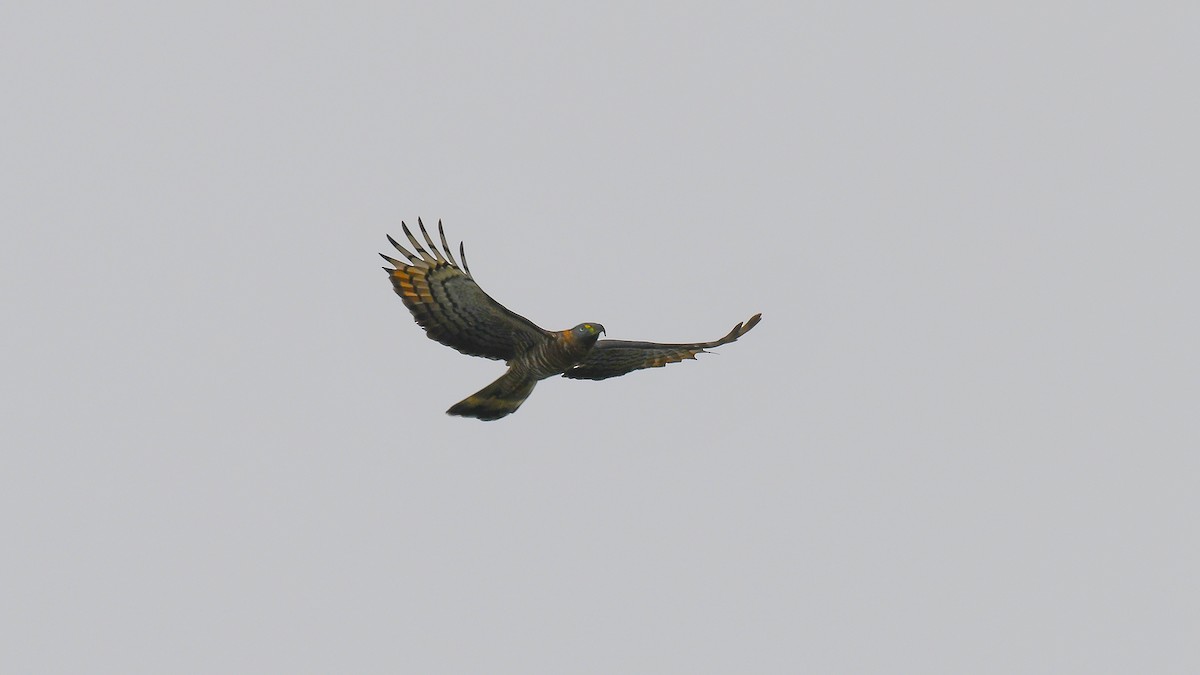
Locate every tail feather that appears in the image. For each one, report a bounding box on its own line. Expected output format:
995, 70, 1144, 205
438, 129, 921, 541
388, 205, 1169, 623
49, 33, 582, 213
447, 369, 537, 421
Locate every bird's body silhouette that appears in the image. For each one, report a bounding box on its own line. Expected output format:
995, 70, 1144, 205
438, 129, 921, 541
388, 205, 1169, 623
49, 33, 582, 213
381, 220, 761, 420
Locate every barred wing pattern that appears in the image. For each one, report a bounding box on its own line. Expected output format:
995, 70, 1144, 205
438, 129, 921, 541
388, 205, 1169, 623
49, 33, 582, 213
380, 219, 552, 361
563, 313, 762, 381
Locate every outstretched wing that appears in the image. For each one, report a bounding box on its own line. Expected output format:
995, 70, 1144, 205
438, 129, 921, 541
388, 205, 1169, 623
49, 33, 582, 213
381, 220, 552, 361
563, 314, 762, 381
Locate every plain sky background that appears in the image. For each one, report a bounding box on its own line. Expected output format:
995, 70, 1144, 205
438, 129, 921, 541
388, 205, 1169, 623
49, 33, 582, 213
2, 2, 1197, 673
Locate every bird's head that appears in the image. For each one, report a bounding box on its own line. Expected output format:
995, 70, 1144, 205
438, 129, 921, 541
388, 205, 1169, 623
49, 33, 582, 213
569, 322, 605, 346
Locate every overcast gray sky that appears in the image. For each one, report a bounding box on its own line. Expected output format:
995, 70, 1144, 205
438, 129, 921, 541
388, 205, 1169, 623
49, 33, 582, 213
3, 2, 1197, 673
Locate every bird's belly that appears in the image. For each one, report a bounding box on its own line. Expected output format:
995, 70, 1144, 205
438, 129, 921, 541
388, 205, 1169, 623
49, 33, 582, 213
517, 340, 591, 380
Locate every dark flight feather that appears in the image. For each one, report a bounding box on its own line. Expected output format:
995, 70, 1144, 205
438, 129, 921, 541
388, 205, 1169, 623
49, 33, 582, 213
562, 314, 762, 380
382, 222, 551, 361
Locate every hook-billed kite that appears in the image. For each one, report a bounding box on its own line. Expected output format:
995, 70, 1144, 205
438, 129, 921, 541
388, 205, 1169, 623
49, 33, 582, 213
381, 220, 761, 420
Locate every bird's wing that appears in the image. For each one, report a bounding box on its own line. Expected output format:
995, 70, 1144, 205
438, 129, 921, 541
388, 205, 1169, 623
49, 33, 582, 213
381, 220, 552, 361
562, 314, 761, 380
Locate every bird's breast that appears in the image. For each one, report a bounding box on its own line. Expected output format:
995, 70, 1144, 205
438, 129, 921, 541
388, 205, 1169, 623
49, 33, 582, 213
517, 334, 594, 379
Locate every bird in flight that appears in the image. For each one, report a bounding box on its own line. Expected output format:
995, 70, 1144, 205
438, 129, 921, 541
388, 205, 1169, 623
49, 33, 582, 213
381, 219, 761, 420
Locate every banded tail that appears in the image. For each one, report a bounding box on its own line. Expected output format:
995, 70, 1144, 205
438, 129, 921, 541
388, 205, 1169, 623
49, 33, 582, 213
447, 368, 537, 421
